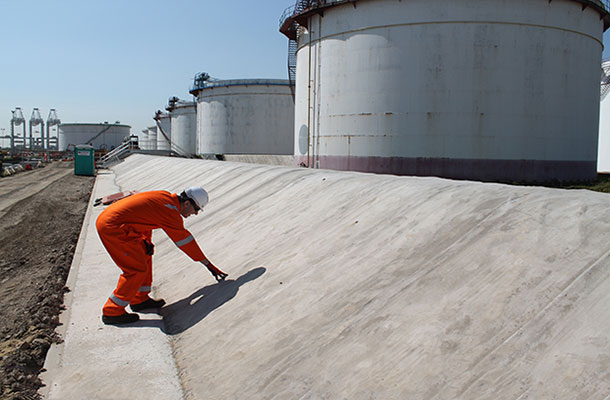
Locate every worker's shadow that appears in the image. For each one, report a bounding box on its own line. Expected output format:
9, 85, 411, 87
160, 267, 266, 335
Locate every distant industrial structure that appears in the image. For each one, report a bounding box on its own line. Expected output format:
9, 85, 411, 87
58, 122, 131, 151
4, 107, 61, 150
6, 107, 61, 150
280, 0, 610, 182
46, 109, 61, 149
3, 108, 138, 157
9, 108, 25, 149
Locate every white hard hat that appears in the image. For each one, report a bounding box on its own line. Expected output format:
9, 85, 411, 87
185, 186, 209, 209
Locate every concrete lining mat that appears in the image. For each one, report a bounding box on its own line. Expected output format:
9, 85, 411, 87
44, 154, 610, 399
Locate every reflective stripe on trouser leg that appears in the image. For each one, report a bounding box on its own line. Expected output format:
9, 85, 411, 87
103, 297, 126, 317
103, 267, 146, 316
103, 270, 148, 316
110, 294, 130, 307
133, 257, 153, 304
102, 260, 150, 316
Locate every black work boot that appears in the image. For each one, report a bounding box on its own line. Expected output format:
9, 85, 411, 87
130, 297, 166, 312
102, 312, 140, 325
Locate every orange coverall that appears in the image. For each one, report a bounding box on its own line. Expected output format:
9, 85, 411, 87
96, 191, 206, 316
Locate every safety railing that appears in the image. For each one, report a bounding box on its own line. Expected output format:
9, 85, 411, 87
280, 0, 610, 31
279, 0, 327, 39
597, 0, 610, 11
279, 1, 314, 28
98, 139, 137, 168
191, 79, 291, 94
279, 4, 296, 29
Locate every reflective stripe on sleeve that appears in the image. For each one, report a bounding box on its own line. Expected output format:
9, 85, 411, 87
175, 235, 194, 247
110, 294, 130, 307
164, 204, 178, 212
138, 286, 151, 292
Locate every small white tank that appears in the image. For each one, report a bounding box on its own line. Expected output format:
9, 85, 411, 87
192, 79, 294, 155
58, 123, 131, 151
147, 126, 157, 151
139, 129, 151, 151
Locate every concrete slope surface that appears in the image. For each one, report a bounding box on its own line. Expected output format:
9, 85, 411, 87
52, 153, 610, 399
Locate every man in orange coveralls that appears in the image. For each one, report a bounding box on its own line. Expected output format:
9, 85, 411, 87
96, 186, 228, 325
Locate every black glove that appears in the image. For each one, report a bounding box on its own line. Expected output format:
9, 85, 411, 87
143, 239, 154, 256
202, 261, 228, 281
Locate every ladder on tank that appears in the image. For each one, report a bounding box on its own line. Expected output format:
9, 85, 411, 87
287, 38, 297, 100
281, 0, 316, 101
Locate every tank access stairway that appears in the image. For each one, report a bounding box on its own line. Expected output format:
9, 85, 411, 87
97, 136, 196, 169
97, 137, 139, 169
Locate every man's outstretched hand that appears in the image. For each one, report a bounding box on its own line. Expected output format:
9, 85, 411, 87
201, 259, 228, 281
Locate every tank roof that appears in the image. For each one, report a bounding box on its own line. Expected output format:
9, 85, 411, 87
59, 122, 131, 128
279, 0, 610, 39
190, 79, 291, 95
166, 97, 195, 112
169, 100, 196, 110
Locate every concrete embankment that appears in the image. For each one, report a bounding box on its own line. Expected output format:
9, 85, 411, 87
43, 154, 610, 399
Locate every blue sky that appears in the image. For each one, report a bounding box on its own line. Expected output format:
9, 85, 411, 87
1, 0, 609, 148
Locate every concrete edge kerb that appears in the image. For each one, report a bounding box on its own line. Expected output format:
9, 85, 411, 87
40, 167, 185, 400
38, 172, 108, 399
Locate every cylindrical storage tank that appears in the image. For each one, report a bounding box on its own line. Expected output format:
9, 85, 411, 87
58, 123, 131, 151
147, 126, 157, 151
155, 112, 171, 151
192, 79, 294, 155
285, 0, 610, 182
139, 129, 151, 151
169, 101, 196, 155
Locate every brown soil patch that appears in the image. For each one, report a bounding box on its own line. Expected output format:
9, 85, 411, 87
0, 162, 94, 400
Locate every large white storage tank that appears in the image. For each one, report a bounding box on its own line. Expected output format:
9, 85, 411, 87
281, 0, 610, 182
167, 97, 196, 156
191, 77, 294, 155
58, 123, 131, 151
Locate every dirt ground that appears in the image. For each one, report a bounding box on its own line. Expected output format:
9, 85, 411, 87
0, 161, 94, 400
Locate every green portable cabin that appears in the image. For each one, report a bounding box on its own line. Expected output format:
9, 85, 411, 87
74, 145, 95, 176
